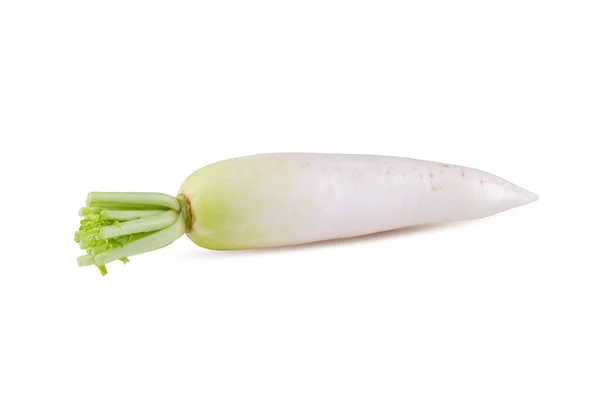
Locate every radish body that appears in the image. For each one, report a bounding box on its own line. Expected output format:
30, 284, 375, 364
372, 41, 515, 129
75, 153, 537, 275
180, 153, 538, 250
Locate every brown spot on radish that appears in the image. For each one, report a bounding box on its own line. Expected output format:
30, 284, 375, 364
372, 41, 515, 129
461, 171, 465, 177
480, 180, 484, 186
441, 164, 449, 167
180, 192, 195, 231
429, 172, 434, 178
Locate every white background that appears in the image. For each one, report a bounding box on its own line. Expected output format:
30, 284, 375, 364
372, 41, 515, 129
1, 1, 598, 399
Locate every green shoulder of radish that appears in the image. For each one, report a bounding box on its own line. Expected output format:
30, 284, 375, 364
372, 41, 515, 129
75, 153, 538, 275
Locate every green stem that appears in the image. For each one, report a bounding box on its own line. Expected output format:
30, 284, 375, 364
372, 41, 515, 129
85, 202, 169, 210
91, 243, 108, 256
79, 207, 101, 216
75, 191, 188, 275
99, 210, 179, 239
87, 192, 181, 211
77, 255, 94, 266
94, 214, 186, 266
78, 207, 165, 220
101, 209, 164, 221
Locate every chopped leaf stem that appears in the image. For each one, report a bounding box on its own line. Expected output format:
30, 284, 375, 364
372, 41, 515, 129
84, 202, 169, 211
77, 255, 94, 266
75, 192, 187, 275
87, 192, 181, 211
94, 214, 186, 266
100, 209, 164, 221
99, 210, 179, 239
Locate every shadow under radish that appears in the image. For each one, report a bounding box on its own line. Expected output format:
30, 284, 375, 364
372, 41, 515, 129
176, 219, 479, 262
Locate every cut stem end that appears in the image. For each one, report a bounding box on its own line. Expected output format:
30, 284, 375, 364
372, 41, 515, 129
75, 192, 186, 275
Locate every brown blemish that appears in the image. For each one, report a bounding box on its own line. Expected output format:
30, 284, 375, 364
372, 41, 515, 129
429, 172, 434, 178
480, 179, 484, 186
180, 192, 195, 232
461, 171, 465, 177
441, 164, 449, 167
305, 162, 310, 166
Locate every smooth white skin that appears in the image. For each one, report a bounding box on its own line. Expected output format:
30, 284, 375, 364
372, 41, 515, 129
182, 153, 538, 249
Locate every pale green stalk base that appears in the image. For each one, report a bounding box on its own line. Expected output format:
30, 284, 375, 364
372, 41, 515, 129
75, 192, 189, 275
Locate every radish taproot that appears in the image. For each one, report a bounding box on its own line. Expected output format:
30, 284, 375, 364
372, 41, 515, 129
75, 153, 538, 275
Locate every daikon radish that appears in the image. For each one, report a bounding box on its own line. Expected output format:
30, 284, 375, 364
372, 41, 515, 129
75, 153, 538, 275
